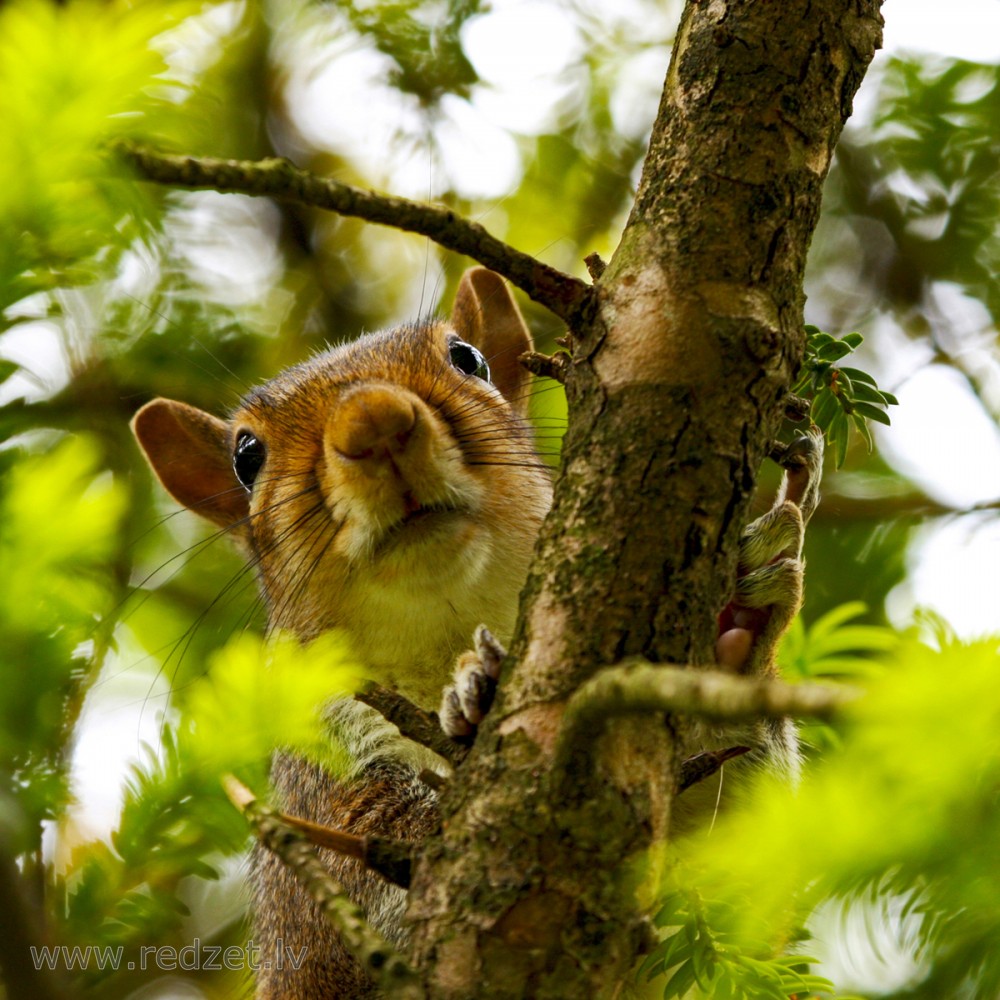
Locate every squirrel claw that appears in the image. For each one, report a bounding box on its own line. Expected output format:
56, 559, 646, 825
439, 625, 506, 741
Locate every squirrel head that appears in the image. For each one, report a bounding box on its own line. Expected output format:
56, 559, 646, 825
131, 268, 552, 701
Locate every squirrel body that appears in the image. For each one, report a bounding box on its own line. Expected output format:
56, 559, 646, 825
133, 269, 551, 997
131, 267, 822, 998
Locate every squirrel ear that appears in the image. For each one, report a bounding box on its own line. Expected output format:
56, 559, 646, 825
131, 399, 249, 529
451, 268, 532, 413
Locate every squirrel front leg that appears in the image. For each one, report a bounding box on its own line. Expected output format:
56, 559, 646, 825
716, 427, 824, 675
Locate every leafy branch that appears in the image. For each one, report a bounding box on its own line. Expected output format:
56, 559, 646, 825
796, 327, 898, 466
642, 890, 841, 1000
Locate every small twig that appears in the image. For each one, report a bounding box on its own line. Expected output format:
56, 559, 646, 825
223, 777, 424, 997
584, 252, 607, 280
271, 811, 414, 889
677, 746, 751, 793
356, 684, 468, 767
519, 349, 570, 384
226, 777, 414, 887
783, 393, 811, 422
114, 142, 593, 326
556, 661, 856, 771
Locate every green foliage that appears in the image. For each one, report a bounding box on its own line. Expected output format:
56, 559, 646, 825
643, 890, 838, 1000
873, 58, 1000, 320
337, 0, 483, 104
779, 601, 898, 682
662, 634, 1000, 999
643, 601, 902, 999
796, 327, 898, 468
779, 601, 899, 754
59, 632, 362, 978
61, 729, 247, 957
0, 436, 125, 844
184, 631, 363, 787
0, 0, 202, 309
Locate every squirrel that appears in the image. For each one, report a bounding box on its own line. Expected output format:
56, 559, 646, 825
130, 267, 823, 998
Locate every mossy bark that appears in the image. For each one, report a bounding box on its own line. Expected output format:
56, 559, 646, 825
407, 2, 884, 997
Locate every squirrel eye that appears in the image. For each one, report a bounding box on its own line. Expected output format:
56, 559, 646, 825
449, 340, 491, 382
233, 431, 266, 491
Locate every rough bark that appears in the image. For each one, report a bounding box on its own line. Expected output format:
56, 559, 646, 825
407, 2, 884, 996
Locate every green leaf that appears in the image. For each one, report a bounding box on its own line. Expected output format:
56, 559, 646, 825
849, 381, 893, 406
853, 412, 875, 453
653, 894, 686, 928
662, 959, 697, 999
835, 368, 855, 398
807, 359, 834, 378
184, 631, 365, 784
838, 366, 879, 387
807, 656, 884, 679
809, 600, 871, 637
817, 341, 854, 361
831, 409, 850, 467
809, 625, 899, 658
0, 0, 201, 306
807, 330, 836, 347
810, 388, 840, 428
852, 401, 892, 426
660, 932, 694, 970
639, 953, 666, 981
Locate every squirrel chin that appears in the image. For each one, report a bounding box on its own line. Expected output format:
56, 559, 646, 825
351, 505, 480, 567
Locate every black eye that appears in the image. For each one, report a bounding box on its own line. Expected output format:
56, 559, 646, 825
233, 431, 266, 491
449, 340, 491, 382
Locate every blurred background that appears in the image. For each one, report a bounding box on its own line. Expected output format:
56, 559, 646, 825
0, 0, 997, 997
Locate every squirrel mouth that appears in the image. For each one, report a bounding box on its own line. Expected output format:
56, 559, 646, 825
399, 500, 459, 527
399, 491, 458, 524
373, 495, 467, 553
364, 491, 474, 561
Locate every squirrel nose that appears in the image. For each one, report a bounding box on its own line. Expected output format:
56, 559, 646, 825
329, 385, 417, 461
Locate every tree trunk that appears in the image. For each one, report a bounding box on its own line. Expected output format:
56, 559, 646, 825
407, 1, 884, 996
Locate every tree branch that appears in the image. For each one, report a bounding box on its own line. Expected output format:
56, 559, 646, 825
356, 684, 468, 768
407, 1, 884, 990
519, 350, 570, 384
113, 142, 593, 326
265, 809, 414, 890
556, 661, 856, 770
677, 746, 751, 793
223, 777, 423, 999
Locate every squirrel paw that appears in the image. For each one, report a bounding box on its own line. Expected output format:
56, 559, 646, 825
439, 625, 506, 742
